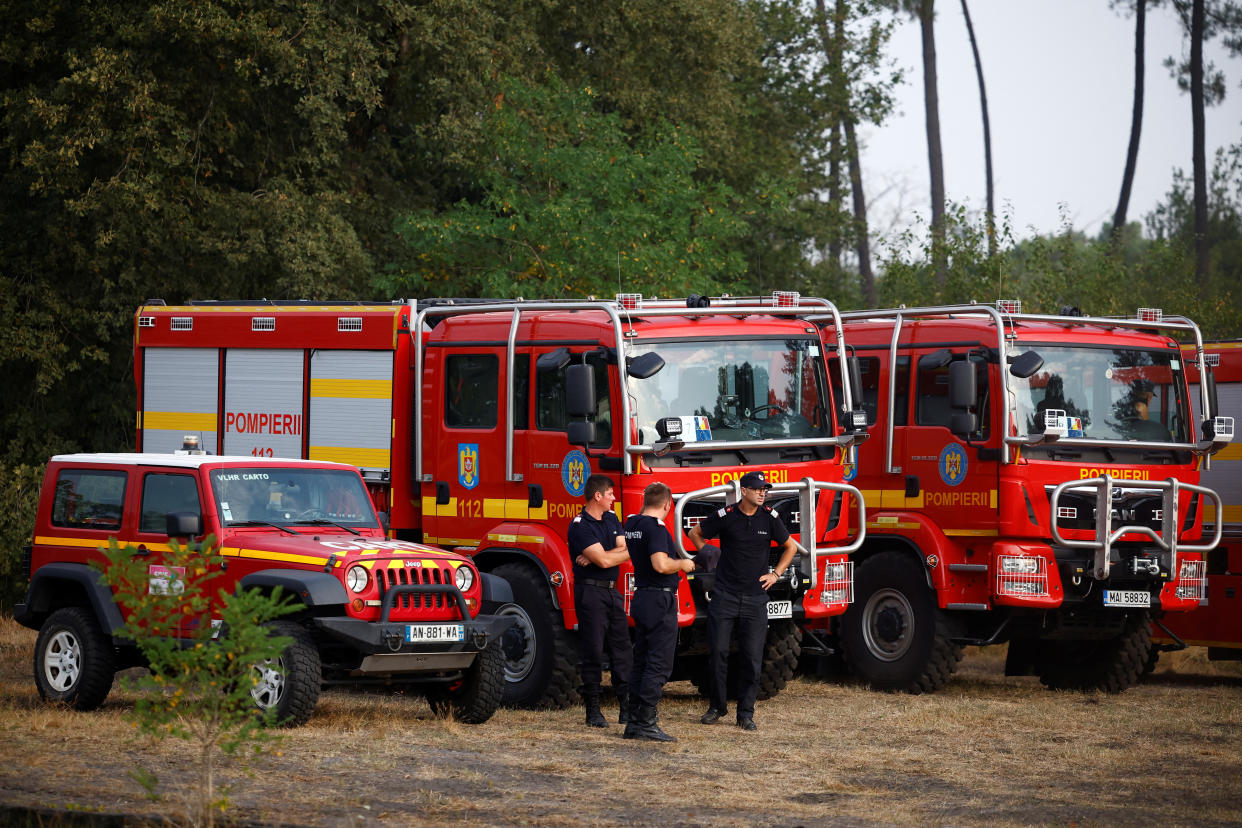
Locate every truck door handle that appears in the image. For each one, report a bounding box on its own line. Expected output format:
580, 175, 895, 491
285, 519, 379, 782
528, 484, 543, 509
435, 481, 450, 505
905, 476, 920, 498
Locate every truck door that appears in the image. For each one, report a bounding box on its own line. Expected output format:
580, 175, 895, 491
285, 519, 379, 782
906, 349, 998, 530
524, 350, 616, 533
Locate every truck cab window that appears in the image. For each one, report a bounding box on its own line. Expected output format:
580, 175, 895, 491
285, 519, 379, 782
140, 473, 202, 533
445, 354, 498, 429
536, 354, 612, 448
916, 356, 989, 439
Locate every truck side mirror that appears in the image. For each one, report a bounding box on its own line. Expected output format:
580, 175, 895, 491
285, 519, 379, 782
949, 360, 976, 409
1008, 350, 1044, 379
567, 420, 595, 447
950, 412, 978, 438
846, 356, 864, 407
166, 512, 203, 538
566, 363, 596, 417
626, 351, 665, 379
1203, 367, 1218, 420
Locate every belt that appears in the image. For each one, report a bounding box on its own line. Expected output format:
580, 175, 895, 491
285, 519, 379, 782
578, 577, 616, 589
635, 586, 677, 593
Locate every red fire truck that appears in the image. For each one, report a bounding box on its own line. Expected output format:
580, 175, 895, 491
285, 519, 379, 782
133, 294, 867, 707
809, 302, 1231, 693
1150, 340, 1242, 663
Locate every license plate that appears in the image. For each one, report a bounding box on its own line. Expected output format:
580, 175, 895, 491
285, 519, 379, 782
405, 624, 465, 643
766, 600, 792, 619
1103, 590, 1151, 608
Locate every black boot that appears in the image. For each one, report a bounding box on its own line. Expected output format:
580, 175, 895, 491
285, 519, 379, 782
624, 704, 676, 742
617, 691, 630, 724
584, 691, 608, 728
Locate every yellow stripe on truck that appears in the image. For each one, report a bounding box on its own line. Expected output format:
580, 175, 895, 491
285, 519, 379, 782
142, 411, 219, 432
309, 446, 391, 467
309, 378, 393, 399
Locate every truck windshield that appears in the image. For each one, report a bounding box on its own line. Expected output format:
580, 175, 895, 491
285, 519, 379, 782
626, 338, 831, 444
1012, 345, 1191, 444
210, 468, 379, 528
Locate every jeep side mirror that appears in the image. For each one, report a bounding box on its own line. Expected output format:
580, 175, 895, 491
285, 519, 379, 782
166, 512, 203, 538
566, 363, 596, 417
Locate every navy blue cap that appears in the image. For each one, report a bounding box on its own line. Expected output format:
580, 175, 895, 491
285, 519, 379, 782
739, 471, 772, 490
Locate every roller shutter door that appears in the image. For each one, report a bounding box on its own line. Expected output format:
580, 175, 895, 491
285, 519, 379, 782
1199, 382, 1242, 527
222, 349, 305, 458
142, 348, 219, 453
308, 350, 393, 474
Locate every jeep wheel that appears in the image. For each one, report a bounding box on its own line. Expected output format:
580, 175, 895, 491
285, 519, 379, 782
1038, 610, 1151, 693
427, 638, 505, 724
492, 563, 579, 709
841, 551, 962, 693
34, 607, 117, 711
251, 621, 321, 727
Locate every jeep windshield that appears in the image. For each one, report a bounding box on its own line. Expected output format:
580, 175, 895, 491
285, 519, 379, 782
627, 338, 831, 446
1012, 345, 1192, 452
210, 468, 379, 529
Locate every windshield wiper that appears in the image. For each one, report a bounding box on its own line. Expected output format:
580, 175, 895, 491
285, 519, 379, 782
300, 519, 362, 536
231, 520, 299, 536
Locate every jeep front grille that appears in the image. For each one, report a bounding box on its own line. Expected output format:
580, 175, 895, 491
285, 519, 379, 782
375, 564, 458, 617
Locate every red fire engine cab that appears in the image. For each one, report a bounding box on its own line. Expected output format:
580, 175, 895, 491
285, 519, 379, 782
133, 294, 867, 707
810, 302, 1231, 693
1151, 340, 1242, 663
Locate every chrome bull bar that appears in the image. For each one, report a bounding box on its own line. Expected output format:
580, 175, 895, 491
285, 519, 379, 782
1049, 475, 1224, 580
673, 476, 866, 588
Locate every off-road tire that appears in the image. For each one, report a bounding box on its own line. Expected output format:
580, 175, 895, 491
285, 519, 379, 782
251, 621, 321, 727
687, 620, 802, 701
492, 563, 579, 709
1038, 611, 1151, 693
756, 620, 801, 700
34, 607, 117, 711
840, 550, 962, 693
427, 638, 505, 724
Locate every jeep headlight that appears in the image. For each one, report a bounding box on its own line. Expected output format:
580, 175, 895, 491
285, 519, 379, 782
346, 565, 369, 593
455, 565, 476, 592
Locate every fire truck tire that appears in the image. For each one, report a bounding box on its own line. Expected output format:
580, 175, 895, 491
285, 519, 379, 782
251, 621, 321, 727
841, 551, 962, 693
685, 621, 802, 701
34, 607, 117, 711
1142, 644, 1161, 676
427, 638, 505, 724
1038, 611, 1152, 693
492, 563, 580, 709
757, 620, 802, 700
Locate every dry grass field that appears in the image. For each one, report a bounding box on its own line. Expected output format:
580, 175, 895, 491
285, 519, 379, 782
2, 612, 1241, 827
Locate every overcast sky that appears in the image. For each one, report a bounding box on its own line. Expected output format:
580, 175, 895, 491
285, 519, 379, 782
860, 0, 1241, 248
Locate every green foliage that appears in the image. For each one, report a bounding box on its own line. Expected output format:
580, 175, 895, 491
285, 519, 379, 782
0, 464, 43, 610
385, 75, 751, 300
97, 536, 297, 827
878, 202, 1242, 338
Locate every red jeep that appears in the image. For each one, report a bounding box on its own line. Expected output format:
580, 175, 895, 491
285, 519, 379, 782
14, 452, 514, 725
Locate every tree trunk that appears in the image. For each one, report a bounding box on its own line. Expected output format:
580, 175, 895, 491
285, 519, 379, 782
1113, 0, 1146, 246
919, 0, 946, 284
843, 116, 876, 306
1190, 0, 1209, 284
959, 0, 994, 257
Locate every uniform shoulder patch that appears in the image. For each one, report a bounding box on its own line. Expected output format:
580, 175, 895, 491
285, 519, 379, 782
572, 515, 582, 523
717, 507, 727, 517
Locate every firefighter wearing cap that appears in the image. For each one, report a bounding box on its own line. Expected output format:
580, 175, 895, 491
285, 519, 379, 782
688, 470, 796, 731
568, 474, 632, 728
622, 482, 697, 741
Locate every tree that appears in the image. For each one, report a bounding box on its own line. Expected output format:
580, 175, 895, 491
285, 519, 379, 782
383, 76, 750, 300
959, 0, 995, 258
1112, 0, 1154, 244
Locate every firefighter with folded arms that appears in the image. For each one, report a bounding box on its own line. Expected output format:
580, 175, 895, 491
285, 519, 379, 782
688, 469, 796, 731
569, 474, 633, 728
621, 482, 697, 741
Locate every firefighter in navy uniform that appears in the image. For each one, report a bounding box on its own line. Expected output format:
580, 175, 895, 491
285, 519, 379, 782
568, 474, 633, 728
688, 470, 796, 731
622, 482, 697, 741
